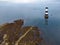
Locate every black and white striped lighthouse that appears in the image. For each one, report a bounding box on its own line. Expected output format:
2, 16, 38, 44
44, 7, 48, 19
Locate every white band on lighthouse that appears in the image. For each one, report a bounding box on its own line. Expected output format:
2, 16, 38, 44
45, 9, 48, 11
45, 13, 48, 14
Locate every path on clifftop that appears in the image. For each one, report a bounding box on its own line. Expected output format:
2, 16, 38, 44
15, 27, 33, 45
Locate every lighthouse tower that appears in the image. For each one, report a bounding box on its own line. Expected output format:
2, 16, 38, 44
44, 7, 48, 19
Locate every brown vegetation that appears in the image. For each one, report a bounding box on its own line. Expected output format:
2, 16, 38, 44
0, 19, 44, 45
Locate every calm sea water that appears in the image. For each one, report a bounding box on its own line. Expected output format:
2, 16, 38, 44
0, 3, 60, 45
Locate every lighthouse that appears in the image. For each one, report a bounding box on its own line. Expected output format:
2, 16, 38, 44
44, 7, 49, 25
44, 7, 48, 19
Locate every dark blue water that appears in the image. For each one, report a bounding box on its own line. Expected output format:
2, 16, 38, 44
0, 3, 60, 45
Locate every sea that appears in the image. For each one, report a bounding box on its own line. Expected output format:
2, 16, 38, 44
0, 2, 60, 45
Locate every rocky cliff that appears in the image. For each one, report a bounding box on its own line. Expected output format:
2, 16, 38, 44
0, 19, 44, 45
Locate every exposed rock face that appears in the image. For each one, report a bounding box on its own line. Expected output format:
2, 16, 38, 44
0, 19, 43, 45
